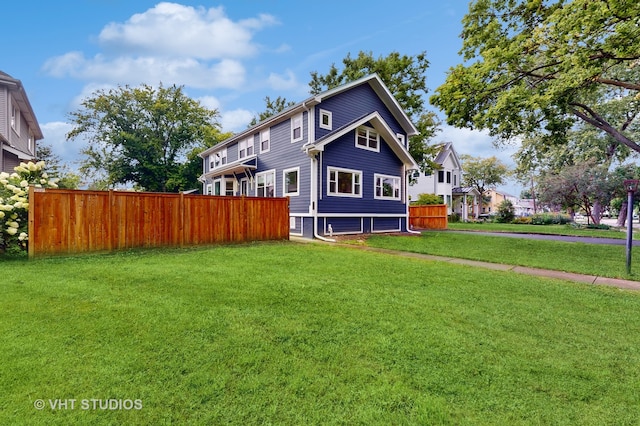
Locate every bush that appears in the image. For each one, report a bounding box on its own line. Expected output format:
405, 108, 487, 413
511, 216, 532, 224
449, 212, 461, 223
412, 193, 444, 205
530, 213, 572, 225
495, 200, 515, 223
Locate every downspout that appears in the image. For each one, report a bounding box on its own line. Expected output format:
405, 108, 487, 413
303, 98, 334, 243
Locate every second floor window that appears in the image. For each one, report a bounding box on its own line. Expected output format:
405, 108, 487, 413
239, 138, 254, 159
11, 104, 19, 133
291, 113, 303, 142
260, 129, 270, 153
356, 127, 379, 152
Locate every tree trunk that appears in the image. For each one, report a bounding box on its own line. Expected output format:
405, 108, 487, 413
591, 201, 602, 225
618, 200, 628, 227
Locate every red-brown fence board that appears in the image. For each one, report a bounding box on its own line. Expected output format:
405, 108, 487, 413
409, 204, 448, 230
28, 188, 289, 257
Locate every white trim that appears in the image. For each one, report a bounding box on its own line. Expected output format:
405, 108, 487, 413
291, 113, 303, 142
319, 109, 332, 130
283, 167, 300, 197
374, 173, 401, 200
256, 169, 276, 197
239, 137, 254, 159
318, 213, 407, 218
355, 126, 380, 152
327, 166, 362, 198
289, 216, 304, 236
260, 129, 270, 153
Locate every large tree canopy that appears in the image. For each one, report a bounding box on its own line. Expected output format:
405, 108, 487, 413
460, 154, 511, 200
431, 0, 640, 155
67, 84, 220, 192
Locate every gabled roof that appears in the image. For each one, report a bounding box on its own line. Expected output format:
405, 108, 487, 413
434, 142, 462, 170
303, 112, 418, 168
0, 71, 43, 140
200, 74, 418, 158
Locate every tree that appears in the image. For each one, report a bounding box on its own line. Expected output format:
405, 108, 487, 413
35, 143, 81, 189
496, 199, 515, 223
412, 193, 444, 205
537, 162, 619, 225
310, 51, 441, 173
460, 155, 510, 202
249, 96, 296, 127
67, 84, 220, 192
431, 0, 640, 156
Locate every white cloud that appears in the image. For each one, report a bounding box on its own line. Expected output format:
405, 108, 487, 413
40, 121, 86, 169
98, 3, 278, 59
267, 70, 301, 91
220, 109, 254, 133
437, 124, 519, 164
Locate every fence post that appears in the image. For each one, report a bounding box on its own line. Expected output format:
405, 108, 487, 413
28, 185, 35, 259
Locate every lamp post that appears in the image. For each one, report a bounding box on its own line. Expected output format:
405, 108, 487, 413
624, 179, 639, 274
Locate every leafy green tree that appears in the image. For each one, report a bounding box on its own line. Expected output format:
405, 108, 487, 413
496, 199, 515, 223
431, 0, 640, 155
310, 51, 441, 173
35, 143, 81, 189
460, 155, 510, 202
249, 96, 296, 127
67, 84, 220, 192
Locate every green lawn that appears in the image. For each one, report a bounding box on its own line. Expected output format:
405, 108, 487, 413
2, 242, 640, 425
448, 222, 632, 239
367, 232, 640, 280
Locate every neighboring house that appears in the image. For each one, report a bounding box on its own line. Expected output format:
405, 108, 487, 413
408, 142, 479, 220
199, 74, 419, 239
0, 71, 42, 173
482, 189, 519, 215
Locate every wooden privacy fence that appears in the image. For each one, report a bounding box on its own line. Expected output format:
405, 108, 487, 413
409, 204, 448, 230
28, 187, 290, 257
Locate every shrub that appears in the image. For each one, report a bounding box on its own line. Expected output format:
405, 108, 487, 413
412, 193, 444, 205
0, 161, 58, 254
495, 200, 515, 223
530, 213, 572, 225
449, 212, 461, 223
511, 216, 532, 224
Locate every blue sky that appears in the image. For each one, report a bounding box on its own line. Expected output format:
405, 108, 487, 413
4, 0, 521, 194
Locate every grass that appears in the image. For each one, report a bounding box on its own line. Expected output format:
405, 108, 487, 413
367, 232, 640, 280
448, 221, 631, 238
2, 242, 640, 425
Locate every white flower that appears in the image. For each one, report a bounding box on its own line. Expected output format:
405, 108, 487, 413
27, 162, 38, 171
6, 227, 17, 235
8, 221, 19, 228
0, 211, 4, 219
18, 232, 28, 241
40, 179, 47, 184
20, 180, 29, 187
5, 184, 16, 191
0, 172, 9, 179
36, 161, 45, 169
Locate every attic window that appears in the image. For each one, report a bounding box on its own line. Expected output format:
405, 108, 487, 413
319, 109, 332, 130
356, 127, 379, 152
11, 104, 20, 134
396, 133, 405, 146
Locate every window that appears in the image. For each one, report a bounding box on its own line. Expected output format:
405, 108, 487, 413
283, 167, 299, 196
396, 133, 405, 146
437, 170, 445, 183
374, 174, 401, 200
206, 184, 213, 195
446, 171, 451, 184
10, 104, 19, 133
291, 113, 303, 142
356, 127, 379, 152
210, 149, 227, 169
240, 178, 250, 196
28, 133, 34, 153
256, 170, 276, 197
260, 129, 270, 153
453, 174, 457, 186
319, 109, 332, 130
213, 179, 222, 195
239, 138, 254, 159
225, 180, 235, 196
328, 167, 362, 197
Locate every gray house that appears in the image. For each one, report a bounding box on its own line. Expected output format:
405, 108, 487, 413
0, 71, 43, 173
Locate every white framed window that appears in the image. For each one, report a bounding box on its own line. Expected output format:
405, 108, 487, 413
260, 129, 270, 153
291, 113, 303, 142
213, 179, 222, 196
239, 138, 254, 159
256, 169, 276, 197
224, 179, 235, 196
205, 183, 213, 195
328, 167, 362, 197
10, 104, 19, 134
210, 149, 227, 169
396, 133, 405, 146
240, 178, 250, 196
374, 174, 401, 200
319, 109, 332, 130
356, 127, 379, 152
283, 167, 299, 197
28, 133, 34, 153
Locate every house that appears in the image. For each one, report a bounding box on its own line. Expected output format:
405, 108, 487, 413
199, 74, 419, 239
408, 142, 479, 220
0, 71, 42, 173
482, 189, 519, 215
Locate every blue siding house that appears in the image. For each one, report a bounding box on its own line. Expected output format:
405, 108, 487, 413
199, 74, 419, 240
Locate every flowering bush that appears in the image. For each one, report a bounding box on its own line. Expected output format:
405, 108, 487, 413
0, 161, 58, 254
